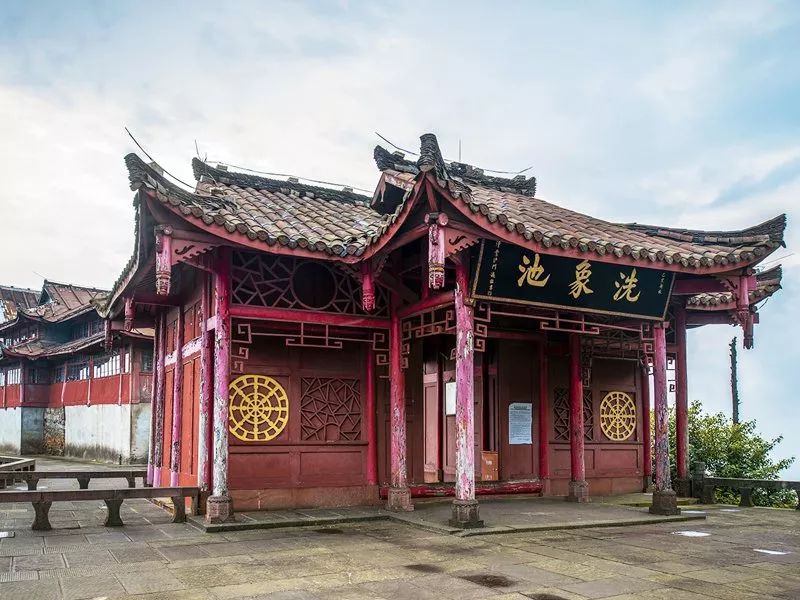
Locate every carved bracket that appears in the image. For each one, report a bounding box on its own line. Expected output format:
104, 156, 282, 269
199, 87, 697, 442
123, 297, 135, 332
425, 212, 448, 290
154, 225, 174, 296
361, 261, 375, 312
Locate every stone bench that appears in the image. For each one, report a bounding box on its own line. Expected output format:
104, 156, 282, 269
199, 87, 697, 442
0, 486, 199, 530
0, 469, 146, 491
699, 476, 800, 508
0, 457, 36, 489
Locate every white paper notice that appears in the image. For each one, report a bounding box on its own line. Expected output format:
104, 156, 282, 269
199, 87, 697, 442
445, 381, 456, 416
509, 402, 532, 444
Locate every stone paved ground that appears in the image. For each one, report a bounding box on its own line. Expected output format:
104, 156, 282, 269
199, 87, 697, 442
1, 459, 799, 599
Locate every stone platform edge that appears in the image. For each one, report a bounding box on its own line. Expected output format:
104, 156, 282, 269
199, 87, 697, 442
186, 509, 706, 535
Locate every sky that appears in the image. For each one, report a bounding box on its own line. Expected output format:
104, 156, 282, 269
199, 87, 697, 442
0, 1, 798, 476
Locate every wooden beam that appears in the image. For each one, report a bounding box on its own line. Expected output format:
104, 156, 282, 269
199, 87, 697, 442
229, 305, 390, 329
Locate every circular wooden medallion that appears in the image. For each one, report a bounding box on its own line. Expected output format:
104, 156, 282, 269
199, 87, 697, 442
228, 374, 289, 442
599, 391, 636, 441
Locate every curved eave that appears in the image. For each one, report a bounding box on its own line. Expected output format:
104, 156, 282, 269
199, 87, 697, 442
427, 175, 784, 275
136, 169, 422, 264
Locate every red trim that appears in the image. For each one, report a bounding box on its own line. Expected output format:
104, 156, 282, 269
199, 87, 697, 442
673, 279, 728, 294
641, 364, 652, 480
568, 334, 585, 482
230, 305, 389, 329
397, 291, 453, 318
379, 479, 544, 499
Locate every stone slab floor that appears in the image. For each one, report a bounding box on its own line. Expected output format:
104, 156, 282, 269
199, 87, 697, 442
0, 495, 798, 600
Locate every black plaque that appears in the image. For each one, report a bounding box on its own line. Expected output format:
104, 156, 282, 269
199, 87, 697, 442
471, 240, 674, 320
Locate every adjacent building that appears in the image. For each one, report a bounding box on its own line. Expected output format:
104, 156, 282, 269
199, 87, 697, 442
0, 280, 153, 462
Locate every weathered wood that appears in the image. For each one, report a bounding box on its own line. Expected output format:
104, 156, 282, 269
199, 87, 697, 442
361, 262, 375, 312
379, 479, 544, 499
169, 307, 185, 487
197, 271, 213, 492
454, 261, 475, 503
386, 293, 412, 511
207, 247, 233, 523
652, 324, 671, 492
675, 304, 689, 480
230, 305, 389, 329
567, 334, 588, 501
155, 226, 174, 296
153, 313, 167, 486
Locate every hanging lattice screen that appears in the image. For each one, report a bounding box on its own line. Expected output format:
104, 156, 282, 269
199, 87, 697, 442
231, 250, 388, 317
300, 377, 362, 442
552, 387, 594, 441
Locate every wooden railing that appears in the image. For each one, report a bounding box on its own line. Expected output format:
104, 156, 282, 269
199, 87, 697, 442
691, 462, 800, 509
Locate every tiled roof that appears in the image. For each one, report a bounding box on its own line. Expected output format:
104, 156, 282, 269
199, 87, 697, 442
687, 266, 782, 308
0, 332, 104, 360
125, 154, 409, 258
374, 134, 786, 270
0, 285, 38, 323
0, 281, 107, 333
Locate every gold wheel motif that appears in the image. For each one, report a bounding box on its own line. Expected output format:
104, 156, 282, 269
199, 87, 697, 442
599, 391, 636, 441
228, 375, 289, 442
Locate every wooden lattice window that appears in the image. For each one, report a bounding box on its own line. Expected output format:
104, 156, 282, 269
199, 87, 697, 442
231, 251, 388, 317
553, 388, 570, 441
552, 387, 594, 441
583, 389, 594, 441
300, 377, 362, 442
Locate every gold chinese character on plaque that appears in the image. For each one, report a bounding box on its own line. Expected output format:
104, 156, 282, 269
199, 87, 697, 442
612, 268, 641, 303
568, 259, 593, 299
517, 253, 550, 288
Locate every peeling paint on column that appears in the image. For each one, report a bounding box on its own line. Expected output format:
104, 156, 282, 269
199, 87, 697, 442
569, 334, 586, 483
212, 247, 232, 499
454, 263, 475, 502
146, 318, 160, 486
153, 313, 167, 487
653, 323, 672, 492
169, 308, 184, 487
389, 298, 407, 489
197, 272, 213, 492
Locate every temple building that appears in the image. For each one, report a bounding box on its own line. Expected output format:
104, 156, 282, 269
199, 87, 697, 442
100, 134, 785, 526
0, 280, 153, 462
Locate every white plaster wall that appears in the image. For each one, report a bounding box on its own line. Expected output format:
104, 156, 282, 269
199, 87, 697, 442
65, 404, 133, 463
0, 408, 21, 454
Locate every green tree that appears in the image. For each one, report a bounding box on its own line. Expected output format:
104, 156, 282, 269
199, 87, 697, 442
665, 400, 796, 507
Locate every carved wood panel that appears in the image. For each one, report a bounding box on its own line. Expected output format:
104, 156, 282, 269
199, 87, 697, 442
231, 251, 388, 316
300, 377, 362, 442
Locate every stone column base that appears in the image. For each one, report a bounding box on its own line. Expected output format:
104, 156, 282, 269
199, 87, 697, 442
649, 489, 681, 515
449, 499, 484, 529
205, 494, 235, 523
386, 486, 413, 512
566, 480, 589, 503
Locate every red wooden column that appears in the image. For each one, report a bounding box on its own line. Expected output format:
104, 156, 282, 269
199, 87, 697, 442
207, 246, 234, 523
537, 340, 550, 493
567, 333, 589, 502
365, 346, 378, 487
386, 293, 413, 511
641, 362, 652, 492
146, 317, 160, 486
450, 260, 483, 528
153, 313, 167, 487
650, 323, 680, 515
674, 304, 689, 487
169, 307, 185, 486
197, 272, 213, 494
